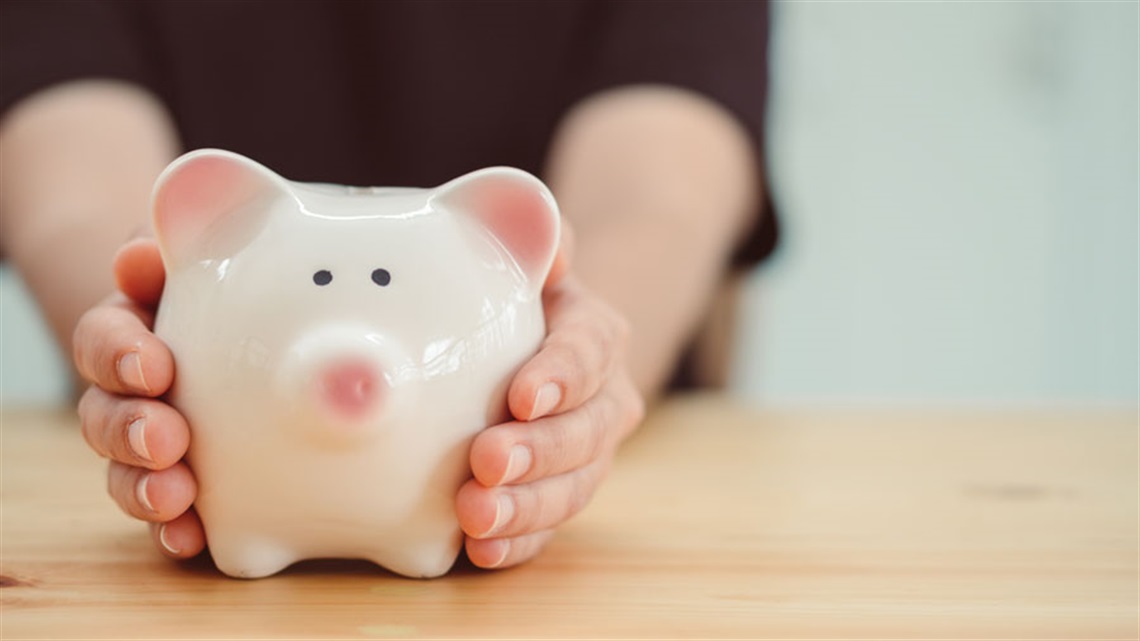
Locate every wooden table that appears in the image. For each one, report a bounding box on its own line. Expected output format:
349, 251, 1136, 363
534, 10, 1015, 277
2, 394, 1136, 639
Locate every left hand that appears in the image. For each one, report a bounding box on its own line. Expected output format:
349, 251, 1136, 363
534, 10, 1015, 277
456, 260, 646, 569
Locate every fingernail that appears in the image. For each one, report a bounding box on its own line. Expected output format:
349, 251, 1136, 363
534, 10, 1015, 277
485, 539, 510, 568
127, 418, 153, 464
118, 351, 149, 393
528, 382, 561, 421
136, 474, 155, 513
500, 445, 532, 485
487, 494, 515, 537
158, 524, 181, 556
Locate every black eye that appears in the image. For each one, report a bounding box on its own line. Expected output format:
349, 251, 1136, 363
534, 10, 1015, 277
371, 268, 391, 287
313, 270, 333, 286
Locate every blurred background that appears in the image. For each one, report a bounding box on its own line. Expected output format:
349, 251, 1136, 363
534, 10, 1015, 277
2, 0, 1137, 408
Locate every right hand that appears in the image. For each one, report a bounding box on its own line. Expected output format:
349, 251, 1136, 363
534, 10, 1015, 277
74, 237, 206, 559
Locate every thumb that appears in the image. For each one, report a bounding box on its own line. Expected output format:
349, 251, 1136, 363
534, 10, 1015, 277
113, 236, 165, 307
544, 216, 575, 288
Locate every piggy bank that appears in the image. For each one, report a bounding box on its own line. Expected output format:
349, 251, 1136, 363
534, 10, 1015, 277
151, 149, 559, 578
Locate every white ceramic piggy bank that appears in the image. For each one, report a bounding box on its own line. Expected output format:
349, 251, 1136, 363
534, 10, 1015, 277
152, 149, 559, 579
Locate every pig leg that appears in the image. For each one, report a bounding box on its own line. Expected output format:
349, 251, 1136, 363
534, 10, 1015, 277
368, 528, 464, 579
208, 532, 299, 579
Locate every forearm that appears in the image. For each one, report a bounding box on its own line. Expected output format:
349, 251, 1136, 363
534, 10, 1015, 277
0, 80, 180, 362
544, 86, 761, 399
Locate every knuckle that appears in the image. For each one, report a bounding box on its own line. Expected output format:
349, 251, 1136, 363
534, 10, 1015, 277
72, 310, 101, 381
542, 339, 583, 384
530, 412, 591, 478
76, 385, 97, 415
513, 530, 556, 568
72, 303, 152, 392
582, 401, 610, 462
589, 320, 615, 361
541, 419, 574, 472
595, 378, 644, 452
513, 468, 602, 534
77, 387, 100, 445
616, 384, 646, 443
106, 461, 139, 514
105, 462, 120, 498
564, 487, 589, 521
550, 320, 613, 389
625, 388, 647, 427
579, 306, 629, 372
607, 307, 632, 347
79, 388, 145, 463
564, 467, 601, 520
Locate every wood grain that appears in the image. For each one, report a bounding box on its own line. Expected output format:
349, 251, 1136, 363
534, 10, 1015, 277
2, 395, 1136, 639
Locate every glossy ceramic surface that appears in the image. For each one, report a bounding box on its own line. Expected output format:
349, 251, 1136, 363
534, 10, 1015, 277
152, 149, 560, 578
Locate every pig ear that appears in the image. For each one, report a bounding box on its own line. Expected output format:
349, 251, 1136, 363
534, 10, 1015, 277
431, 167, 561, 292
151, 148, 288, 267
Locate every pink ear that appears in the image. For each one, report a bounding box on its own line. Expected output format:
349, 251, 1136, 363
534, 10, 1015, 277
152, 149, 284, 266
432, 167, 561, 290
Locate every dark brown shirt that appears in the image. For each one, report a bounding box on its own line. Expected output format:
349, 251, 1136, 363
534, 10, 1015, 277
2, 0, 777, 266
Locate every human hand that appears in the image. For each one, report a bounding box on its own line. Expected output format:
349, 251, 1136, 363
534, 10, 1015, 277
74, 237, 206, 559
456, 236, 646, 569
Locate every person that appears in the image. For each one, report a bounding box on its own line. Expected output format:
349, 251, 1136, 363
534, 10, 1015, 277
0, 1, 777, 570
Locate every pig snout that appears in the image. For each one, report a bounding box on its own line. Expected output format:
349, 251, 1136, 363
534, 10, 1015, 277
276, 326, 413, 437
316, 359, 386, 420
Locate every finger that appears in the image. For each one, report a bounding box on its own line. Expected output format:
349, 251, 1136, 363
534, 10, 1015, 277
107, 460, 197, 522
78, 385, 190, 469
471, 375, 644, 486
113, 237, 165, 306
73, 300, 174, 396
507, 281, 630, 421
149, 508, 207, 560
544, 217, 574, 287
465, 529, 556, 570
457, 460, 608, 540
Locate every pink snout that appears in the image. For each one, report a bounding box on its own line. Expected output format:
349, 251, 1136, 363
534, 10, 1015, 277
316, 359, 386, 421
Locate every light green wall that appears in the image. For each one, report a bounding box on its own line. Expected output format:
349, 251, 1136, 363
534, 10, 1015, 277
1, 266, 70, 406
734, 0, 1138, 404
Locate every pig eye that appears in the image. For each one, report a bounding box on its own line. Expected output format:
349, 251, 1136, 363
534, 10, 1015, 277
313, 270, 333, 286
371, 268, 392, 287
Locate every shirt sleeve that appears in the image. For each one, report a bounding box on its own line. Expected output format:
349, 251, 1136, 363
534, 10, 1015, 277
0, 0, 156, 116
566, 0, 779, 266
